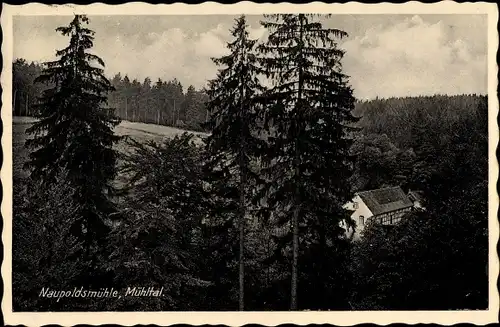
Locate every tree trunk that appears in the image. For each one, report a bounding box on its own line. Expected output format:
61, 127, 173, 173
238, 35, 247, 311
291, 135, 301, 310
13, 89, 17, 116
176, 102, 180, 125
291, 14, 305, 311
318, 215, 326, 309
239, 165, 246, 311
26, 92, 29, 116
291, 199, 299, 310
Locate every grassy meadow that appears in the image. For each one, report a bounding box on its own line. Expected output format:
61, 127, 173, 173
12, 116, 207, 180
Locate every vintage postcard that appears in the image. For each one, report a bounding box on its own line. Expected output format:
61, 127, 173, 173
1, 2, 499, 326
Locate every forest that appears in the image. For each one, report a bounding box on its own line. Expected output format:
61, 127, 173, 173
12, 14, 488, 312
13, 59, 209, 131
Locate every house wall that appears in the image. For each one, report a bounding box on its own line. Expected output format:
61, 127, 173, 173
373, 206, 413, 226
343, 195, 374, 240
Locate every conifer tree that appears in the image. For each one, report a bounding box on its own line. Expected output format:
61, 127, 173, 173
257, 14, 358, 310
24, 15, 120, 282
203, 15, 265, 311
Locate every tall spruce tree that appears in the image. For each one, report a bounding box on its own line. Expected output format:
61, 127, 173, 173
24, 15, 120, 283
203, 15, 265, 310
257, 14, 358, 310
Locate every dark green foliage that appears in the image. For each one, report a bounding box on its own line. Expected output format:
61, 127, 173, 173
182, 85, 209, 130
350, 96, 488, 310
12, 13, 489, 312
256, 14, 358, 310
106, 133, 210, 310
13, 91, 489, 311
351, 206, 487, 310
23, 15, 120, 288
350, 133, 417, 191
12, 174, 111, 311
354, 94, 486, 149
199, 174, 240, 310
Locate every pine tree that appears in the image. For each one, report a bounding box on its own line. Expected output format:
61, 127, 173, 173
141, 77, 153, 123
180, 85, 195, 124
130, 78, 141, 121
121, 75, 131, 120
203, 15, 265, 310
257, 14, 358, 310
24, 15, 120, 283
183, 85, 208, 129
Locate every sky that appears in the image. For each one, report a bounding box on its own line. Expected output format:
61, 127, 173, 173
13, 14, 487, 99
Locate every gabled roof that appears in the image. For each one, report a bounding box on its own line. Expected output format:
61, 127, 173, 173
356, 186, 413, 216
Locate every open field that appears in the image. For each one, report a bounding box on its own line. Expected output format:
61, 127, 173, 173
12, 116, 207, 178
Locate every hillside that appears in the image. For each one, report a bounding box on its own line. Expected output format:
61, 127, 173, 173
353, 94, 487, 148
13, 116, 207, 177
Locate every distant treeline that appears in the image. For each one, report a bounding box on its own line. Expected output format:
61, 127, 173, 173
13, 58, 486, 139
354, 94, 487, 148
13, 59, 210, 132
12, 59, 45, 117
107, 74, 209, 131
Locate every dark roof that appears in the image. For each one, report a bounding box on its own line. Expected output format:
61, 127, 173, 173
356, 186, 413, 216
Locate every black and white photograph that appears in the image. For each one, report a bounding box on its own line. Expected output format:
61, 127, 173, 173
2, 2, 498, 325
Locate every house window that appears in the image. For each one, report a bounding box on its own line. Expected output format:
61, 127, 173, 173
353, 202, 359, 209
359, 216, 365, 226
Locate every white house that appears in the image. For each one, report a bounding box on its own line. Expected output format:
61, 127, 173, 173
342, 186, 415, 240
